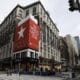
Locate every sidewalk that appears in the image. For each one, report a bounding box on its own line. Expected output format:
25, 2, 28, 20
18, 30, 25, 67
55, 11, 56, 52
0, 74, 62, 80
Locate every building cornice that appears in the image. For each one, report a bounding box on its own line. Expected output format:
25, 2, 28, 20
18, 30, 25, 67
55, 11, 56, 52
0, 1, 59, 32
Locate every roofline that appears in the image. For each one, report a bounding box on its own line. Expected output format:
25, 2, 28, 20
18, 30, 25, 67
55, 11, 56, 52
0, 4, 22, 27
23, 1, 59, 32
0, 1, 40, 27
23, 1, 40, 9
0, 1, 59, 32
37, 1, 59, 32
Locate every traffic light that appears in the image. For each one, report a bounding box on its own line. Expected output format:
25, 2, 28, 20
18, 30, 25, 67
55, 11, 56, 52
68, 0, 80, 12
77, 0, 80, 11
69, 0, 74, 11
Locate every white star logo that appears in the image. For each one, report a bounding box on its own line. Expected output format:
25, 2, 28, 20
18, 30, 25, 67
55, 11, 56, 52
18, 27, 26, 39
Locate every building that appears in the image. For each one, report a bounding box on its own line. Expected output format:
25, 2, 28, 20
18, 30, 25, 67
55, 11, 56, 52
64, 35, 79, 68
74, 36, 80, 49
59, 37, 69, 71
74, 36, 80, 65
0, 1, 60, 72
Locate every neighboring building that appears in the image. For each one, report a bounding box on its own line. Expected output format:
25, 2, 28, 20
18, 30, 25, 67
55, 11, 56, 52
74, 36, 80, 65
74, 36, 80, 49
59, 37, 69, 71
0, 1, 60, 71
64, 35, 79, 68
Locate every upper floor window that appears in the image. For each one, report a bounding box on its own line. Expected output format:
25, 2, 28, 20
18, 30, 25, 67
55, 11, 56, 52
50, 21, 51, 26
40, 18, 42, 22
32, 7, 36, 15
19, 9, 23, 13
26, 9, 29, 16
41, 7, 43, 15
18, 9, 23, 18
48, 54, 50, 58
9, 15, 12, 22
12, 11, 16, 19
47, 16, 48, 22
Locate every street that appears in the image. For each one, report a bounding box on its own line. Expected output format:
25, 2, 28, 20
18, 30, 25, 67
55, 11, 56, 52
0, 74, 62, 80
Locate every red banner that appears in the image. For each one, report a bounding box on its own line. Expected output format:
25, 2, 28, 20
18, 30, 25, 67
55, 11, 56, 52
13, 17, 40, 52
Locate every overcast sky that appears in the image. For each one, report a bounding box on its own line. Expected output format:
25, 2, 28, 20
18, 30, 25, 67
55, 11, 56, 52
0, 0, 80, 37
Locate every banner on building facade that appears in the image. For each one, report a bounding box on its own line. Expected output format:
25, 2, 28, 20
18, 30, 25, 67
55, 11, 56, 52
13, 15, 40, 52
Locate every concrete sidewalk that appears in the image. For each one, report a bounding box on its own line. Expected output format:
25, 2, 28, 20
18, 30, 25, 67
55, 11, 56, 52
0, 74, 62, 80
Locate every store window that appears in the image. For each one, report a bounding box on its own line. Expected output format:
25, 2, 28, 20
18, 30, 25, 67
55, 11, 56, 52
30, 52, 34, 58
13, 54, 16, 59
16, 53, 20, 59
21, 52, 26, 58
35, 53, 38, 58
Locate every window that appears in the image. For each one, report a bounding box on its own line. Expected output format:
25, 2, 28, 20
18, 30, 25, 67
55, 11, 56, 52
34, 16, 39, 24
41, 7, 42, 15
18, 9, 23, 18
6, 19, 8, 25
18, 13, 22, 18
50, 21, 51, 26
12, 11, 16, 19
30, 52, 34, 58
16, 53, 20, 59
47, 16, 49, 22
19, 9, 22, 13
10, 15, 12, 22
44, 52, 46, 58
26, 9, 29, 16
40, 18, 42, 23
21, 52, 26, 58
35, 53, 38, 58
51, 49, 53, 54
14, 54, 16, 59
33, 7, 36, 15
48, 54, 50, 58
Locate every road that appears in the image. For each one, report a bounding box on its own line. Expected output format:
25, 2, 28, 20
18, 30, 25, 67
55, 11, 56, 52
0, 74, 62, 80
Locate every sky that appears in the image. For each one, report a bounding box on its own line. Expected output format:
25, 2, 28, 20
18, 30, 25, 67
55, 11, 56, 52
0, 0, 80, 37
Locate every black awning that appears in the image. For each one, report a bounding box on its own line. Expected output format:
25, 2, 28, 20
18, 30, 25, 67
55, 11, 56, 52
13, 57, 38, 63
